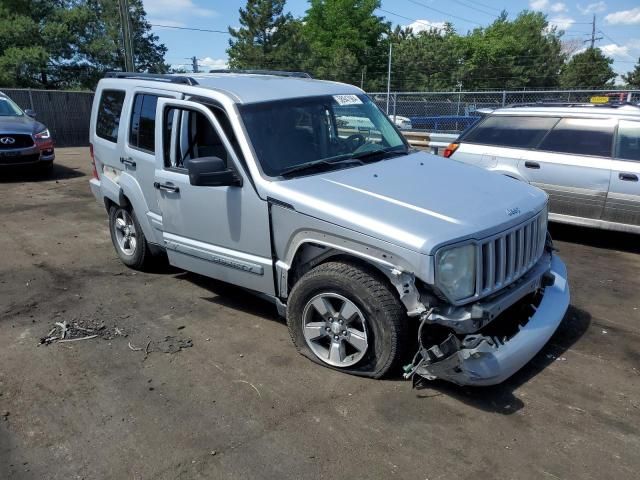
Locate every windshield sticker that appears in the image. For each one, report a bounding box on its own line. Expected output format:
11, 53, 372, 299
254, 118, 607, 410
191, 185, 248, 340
333, 95, 363, 106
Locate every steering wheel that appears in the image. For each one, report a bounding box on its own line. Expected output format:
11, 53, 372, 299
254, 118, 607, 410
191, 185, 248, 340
344, 134, 366, 151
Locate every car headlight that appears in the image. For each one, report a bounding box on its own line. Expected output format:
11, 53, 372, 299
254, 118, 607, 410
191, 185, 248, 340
34, 129, 51, 140
435, 244, 476, 301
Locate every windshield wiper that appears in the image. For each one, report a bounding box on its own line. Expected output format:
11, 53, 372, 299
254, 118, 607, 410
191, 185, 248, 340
351, 147, 409, 162
279, 158, 363, 178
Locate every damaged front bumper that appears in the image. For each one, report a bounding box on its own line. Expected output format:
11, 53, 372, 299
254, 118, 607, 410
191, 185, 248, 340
411, 253, 570, 386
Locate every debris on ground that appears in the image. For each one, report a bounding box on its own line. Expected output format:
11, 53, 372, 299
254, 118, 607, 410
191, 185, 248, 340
155, 336, 193, 353
128, 336, 193, 358
39, 318, 128, 345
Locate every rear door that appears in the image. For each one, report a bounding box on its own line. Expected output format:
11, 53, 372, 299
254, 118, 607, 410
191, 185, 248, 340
153, 98, 274, 294
122, 87, 182, 217
603, 119, 640, 228
520, 117, 615, 221
456, 115, 559, 175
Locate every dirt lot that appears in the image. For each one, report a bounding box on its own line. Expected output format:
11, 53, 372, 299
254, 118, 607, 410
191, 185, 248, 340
1, 147, 639, 479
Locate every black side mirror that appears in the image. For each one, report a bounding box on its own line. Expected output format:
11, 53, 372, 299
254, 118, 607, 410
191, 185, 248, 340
24, 109, 36, 118
186, 156, 243, 187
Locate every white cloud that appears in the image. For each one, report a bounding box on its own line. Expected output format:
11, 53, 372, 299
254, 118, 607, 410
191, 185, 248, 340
143, 0, 217, 18
577, 2, 607, 15
530, 0, 568, 12
199, 57, 228, 71
600, 43, 631, 58
404, 19, 447, 33
605, 7, 640, 25
530, 0, 549, 9
549, 15, 575, 30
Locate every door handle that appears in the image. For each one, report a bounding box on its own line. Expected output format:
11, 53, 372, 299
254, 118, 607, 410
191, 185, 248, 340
153, 181, 180, 193
619, 172, 638, 182
524, 161, 540, 169
120, 157, 136, 168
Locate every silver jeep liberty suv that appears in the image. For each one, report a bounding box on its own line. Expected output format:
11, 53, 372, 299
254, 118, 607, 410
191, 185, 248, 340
89, 71, 570, 386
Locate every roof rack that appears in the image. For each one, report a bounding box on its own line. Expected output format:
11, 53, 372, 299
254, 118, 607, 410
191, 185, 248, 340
207, 69, 312, 79
505, 101, 639, 109
104, 72, 199, 86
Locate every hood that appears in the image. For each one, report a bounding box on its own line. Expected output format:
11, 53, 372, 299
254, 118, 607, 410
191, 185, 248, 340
0, 115, 45, 135
266, 151, 547, 255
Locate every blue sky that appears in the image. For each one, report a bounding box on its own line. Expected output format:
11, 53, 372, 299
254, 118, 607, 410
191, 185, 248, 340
142, 0, 640, 84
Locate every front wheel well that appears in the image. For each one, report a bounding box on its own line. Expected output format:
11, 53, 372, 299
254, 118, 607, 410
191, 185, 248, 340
286, 243, 407, 310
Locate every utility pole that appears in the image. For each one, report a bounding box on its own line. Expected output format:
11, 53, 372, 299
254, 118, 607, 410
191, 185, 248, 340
386, 41, 392, 115
585, 15, 603, 49
118, 0, 135, 71
190, 56, 199, 73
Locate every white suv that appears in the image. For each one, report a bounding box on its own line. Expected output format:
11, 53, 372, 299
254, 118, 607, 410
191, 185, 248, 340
446, 104, 640, 234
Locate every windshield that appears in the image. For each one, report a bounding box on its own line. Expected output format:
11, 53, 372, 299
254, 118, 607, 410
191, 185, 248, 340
239, 94, 408, 177
0, 97, 24, 117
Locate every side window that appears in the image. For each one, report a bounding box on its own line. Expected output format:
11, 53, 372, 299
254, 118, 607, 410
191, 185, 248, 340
538, 118, 615, 157
461, 116, 559, 148
129, 94, 160, 152
96, 90, 126, 143
615, 120, 640, 162
163, 107, 230, 170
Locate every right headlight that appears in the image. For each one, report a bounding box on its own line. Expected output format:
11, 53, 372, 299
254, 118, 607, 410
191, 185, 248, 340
435, 244, 476, 302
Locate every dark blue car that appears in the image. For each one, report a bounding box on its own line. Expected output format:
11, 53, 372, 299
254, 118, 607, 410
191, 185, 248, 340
0, 92, 55, 173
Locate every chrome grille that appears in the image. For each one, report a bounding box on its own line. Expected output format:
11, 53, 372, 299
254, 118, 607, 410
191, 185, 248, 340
0, 134, 34, 149
477, 210, 547, 297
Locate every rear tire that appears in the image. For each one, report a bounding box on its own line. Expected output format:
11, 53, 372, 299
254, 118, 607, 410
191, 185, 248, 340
287, 261, 408, 378
109, 205, 152, 270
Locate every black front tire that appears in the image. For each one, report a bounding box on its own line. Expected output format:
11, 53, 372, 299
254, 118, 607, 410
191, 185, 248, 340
287, 260, 408, 378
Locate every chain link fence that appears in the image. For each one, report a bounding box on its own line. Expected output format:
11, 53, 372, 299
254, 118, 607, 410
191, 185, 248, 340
1, 88, 94, 147
370, 89, 640, 133
2, 88, 639, 146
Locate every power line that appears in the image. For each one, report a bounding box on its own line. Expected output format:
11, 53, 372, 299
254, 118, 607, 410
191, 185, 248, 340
448, 0, 499, 18
150, 24, 228, 34
406, 0, 483, 26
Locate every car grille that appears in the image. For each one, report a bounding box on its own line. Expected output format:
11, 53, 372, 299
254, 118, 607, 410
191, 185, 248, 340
477, 210, 547, 298
0, 134, 34, 149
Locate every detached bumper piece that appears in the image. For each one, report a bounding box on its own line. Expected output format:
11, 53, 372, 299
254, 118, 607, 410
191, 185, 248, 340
406, 254, 570, 386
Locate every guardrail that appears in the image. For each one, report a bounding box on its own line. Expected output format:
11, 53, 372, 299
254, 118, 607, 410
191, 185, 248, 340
401, 131, 459, 155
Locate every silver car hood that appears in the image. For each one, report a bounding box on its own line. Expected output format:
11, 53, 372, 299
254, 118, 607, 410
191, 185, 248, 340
266, 151, 547, 255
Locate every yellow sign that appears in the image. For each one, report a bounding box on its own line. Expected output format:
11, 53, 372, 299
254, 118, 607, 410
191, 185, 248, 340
590, 96, 609, 104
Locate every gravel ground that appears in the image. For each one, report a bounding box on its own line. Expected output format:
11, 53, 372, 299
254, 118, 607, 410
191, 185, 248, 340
1, 148, 639, 479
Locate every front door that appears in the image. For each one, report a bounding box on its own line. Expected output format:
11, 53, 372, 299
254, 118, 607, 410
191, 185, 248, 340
518, 117, 615, 220
153, 98, 274, 295
603, 119, 640, 228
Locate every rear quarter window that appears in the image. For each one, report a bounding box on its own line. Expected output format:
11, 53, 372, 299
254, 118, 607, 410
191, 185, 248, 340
538, 118, 615, 157
96, 90, 126, 143
461, 115, 559, 148
129, 94, 160, 152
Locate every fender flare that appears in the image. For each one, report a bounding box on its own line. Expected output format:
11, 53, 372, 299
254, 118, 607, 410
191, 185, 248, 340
112, 172, 156, 244
276, 232, 428, 316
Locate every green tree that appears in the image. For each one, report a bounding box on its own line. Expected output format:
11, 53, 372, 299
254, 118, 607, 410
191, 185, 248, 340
0, 0, 167, 89
227, 0, 305, 70
622, 58, 640, 88
455, 11, 565, 90
387, 23, 460, 91
560, 48, 616, 88
302, 0, 389, 88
